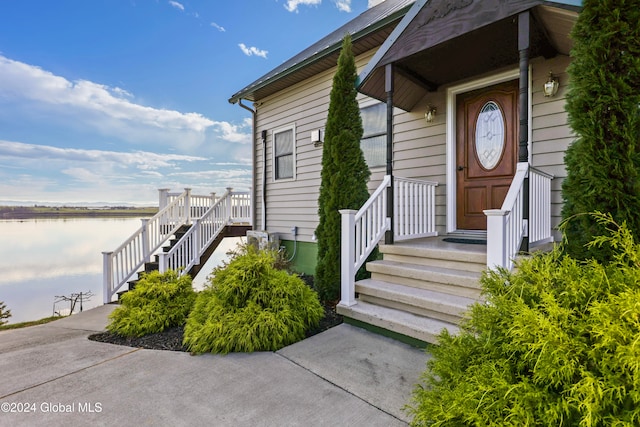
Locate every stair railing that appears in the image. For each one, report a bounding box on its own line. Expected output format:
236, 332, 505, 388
485, 163, 554, 270
102, 188, 213, 303
339, 175, 438, 307
158, 189, 250, 275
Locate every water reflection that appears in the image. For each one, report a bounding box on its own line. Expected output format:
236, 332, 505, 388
0, 218, 143, 324
0, 218, 243, 324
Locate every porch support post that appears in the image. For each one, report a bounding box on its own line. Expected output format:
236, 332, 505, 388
385, 63, 395, 244
339, 209, 357, 307
518, 11, 530, 252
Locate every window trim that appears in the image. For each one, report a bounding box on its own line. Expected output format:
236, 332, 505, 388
272, 124, 296, 182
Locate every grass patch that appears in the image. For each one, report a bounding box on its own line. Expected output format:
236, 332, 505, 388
0, 316, 62, 330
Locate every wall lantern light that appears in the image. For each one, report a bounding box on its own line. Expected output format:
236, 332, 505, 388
543, 71, 559, 97
424, 105, 437, 123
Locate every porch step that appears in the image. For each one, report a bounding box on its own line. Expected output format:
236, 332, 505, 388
367, 260, 482, 300
337, 301, 459, 345
379, 242, 486, 273
356, 279, 475, 324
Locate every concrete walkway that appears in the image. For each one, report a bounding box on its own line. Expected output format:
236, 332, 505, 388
0, 305, 431, 426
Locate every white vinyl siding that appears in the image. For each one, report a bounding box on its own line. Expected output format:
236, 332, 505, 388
253, 48, 573, 242
273, 125, 295, 181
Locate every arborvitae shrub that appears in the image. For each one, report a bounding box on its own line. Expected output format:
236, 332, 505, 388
315, 34, 371, 302
107, 270, 196, 338
183, 246, 324, 354
561, 0, 640, 261
407, 213, 640, 426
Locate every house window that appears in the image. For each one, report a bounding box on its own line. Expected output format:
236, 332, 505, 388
360, 103, 386, 168
273, 126, 295, 180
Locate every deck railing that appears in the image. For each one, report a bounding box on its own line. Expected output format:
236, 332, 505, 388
339, 175, 438, 307
158, 189, 250, 275
102, 188, 235, 303
485, 163, 554, 270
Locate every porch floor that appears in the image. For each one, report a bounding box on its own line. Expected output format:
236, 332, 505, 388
387, 234, 487, 256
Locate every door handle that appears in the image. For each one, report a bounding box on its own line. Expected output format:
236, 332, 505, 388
457, 165, 465, 171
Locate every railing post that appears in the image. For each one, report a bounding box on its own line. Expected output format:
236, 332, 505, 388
339, 209, 357, 307
158, 252, 168, 274
210, 192, 216, 207
226, 187, 233, 222
193, 218, 201, 263
141, 219, 150, 263
485, 209, 509, 270
158, 188, 170, 210
184, 188, 192, 225
102, 251, 113, 304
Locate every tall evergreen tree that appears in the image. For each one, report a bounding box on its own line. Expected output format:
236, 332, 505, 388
315, 34, 371, 301
561, 0, 640, 261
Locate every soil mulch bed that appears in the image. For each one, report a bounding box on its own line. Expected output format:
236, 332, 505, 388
88, 303, 342, 352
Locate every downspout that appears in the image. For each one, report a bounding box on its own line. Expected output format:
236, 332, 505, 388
260, 129, 267, 230
237, 99, 258, 230
518, 11, 530, 252
384, 63, 395, 244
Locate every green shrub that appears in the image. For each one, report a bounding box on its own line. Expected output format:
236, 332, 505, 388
107, 270, 196, 338
561, 0, 640, 262
183, 246, 324, 354
0, 301, 11, 325
407, 213, 640, 426
315, 34, 371, 302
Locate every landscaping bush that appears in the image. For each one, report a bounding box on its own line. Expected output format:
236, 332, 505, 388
561, 0, 640, 262
183, 246, 324, 354
407, 213, 640, 426
315, 33, 371, 302
107, 270, 196, 338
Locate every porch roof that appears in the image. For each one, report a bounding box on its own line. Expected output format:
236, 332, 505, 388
228, 0, 415, 105
357, 0, 582, 111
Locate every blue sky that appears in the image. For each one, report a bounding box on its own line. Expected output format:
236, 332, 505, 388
0, 0, 374, 205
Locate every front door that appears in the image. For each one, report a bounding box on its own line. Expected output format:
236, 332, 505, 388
456, 80, 518, 230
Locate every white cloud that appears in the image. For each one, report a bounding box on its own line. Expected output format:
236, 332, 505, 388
168, 1, 184, 11
0, 140, 250, 204
238, 43, 268, 59
210, 22, 226, 32
0, 140, 206, 170
0, 55, 254, 153
284, 0, 322, 12
334, 0, 351, 12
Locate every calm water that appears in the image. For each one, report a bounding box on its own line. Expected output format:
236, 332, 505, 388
0, 218, 240, 324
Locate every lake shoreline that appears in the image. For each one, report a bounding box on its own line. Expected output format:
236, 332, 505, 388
0, 206, 158, 220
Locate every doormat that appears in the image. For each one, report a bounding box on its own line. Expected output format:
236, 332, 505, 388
442, 237, 487, 245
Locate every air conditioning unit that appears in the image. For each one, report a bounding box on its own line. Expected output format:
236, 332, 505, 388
246, 231, 280, 251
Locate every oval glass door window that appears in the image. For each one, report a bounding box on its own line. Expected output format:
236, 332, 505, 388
475, 101, 505, 170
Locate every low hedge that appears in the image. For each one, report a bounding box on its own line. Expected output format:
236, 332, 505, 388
407, 213, 640, 426
183, 246, 324, 354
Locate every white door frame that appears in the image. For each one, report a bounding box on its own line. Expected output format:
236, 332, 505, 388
445, 67, 532, 233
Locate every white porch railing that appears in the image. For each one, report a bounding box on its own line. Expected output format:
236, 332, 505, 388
339, 175, 438, 306
485, 163, 554, 270
102, 188, 248, 303
158, 189, 251, 274
394, 176, 439, 241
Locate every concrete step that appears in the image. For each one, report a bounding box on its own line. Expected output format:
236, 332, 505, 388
337, 301, 459, 345
379, 242, 486, 273
355, 279, 476, 324
367, 260, 482, 299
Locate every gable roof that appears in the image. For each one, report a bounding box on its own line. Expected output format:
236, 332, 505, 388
228, 0, 415, 105
357, 0, 582, 111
